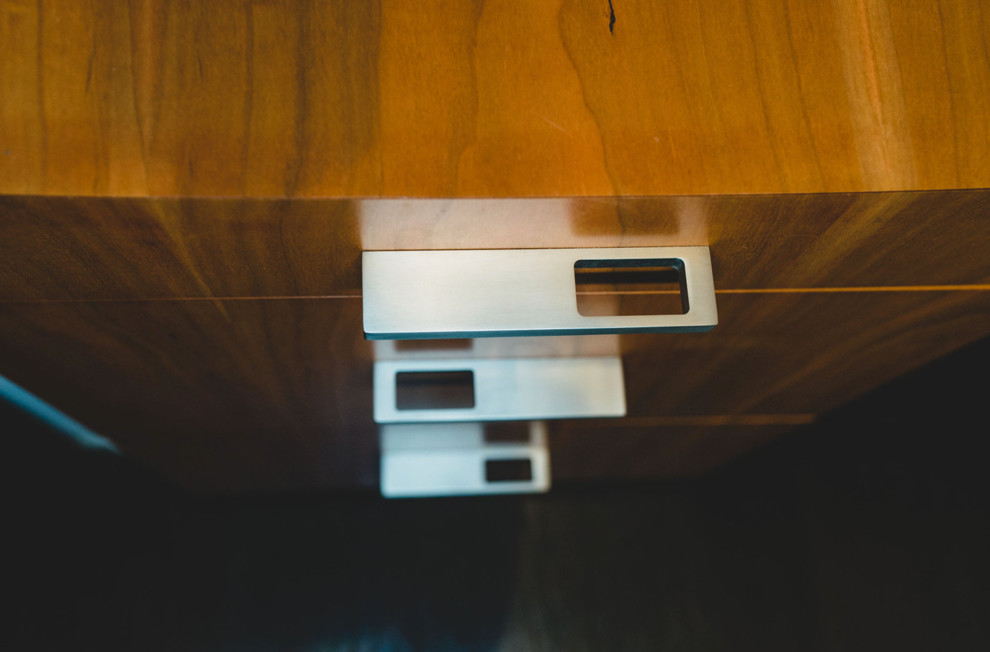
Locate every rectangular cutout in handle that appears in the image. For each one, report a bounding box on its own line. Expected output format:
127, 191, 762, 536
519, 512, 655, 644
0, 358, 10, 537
395, 370, 475, 410
575, 258, 688, 317
363, 247, 716, 339
485, 458, 533, 482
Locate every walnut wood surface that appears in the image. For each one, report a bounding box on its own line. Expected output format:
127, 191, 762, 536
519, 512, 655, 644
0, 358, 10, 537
1, 290, 987, 490
3, 191, 990, 302
2, 192, 990, 489
2, 0, 989, 197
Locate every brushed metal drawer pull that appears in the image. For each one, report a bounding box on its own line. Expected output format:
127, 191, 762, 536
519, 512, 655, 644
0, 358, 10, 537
379, 422, 551, 497
373, 357, 626, 424
362, 247, 717, 339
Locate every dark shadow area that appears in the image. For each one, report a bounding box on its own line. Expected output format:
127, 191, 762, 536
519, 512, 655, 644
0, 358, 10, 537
2, 401, 520, 652
4, 335, 989, 651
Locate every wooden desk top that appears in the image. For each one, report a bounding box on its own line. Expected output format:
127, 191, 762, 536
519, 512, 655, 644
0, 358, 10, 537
2, 0, 988, 198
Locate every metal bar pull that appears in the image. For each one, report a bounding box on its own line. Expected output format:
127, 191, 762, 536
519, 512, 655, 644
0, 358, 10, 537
363, 246, 717, 340
373, 357, 626, 424
379, 422, 551, 497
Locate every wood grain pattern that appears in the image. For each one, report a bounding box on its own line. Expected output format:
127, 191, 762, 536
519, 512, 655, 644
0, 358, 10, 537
1, 291, 987, 490
0, 196, 363, 301
3, 191, 990, 302
2, 190, 989, 489
3, 0, 990, 197
619, 292, 990, 416
3, 0, 990, 490
0, 298, 375, 490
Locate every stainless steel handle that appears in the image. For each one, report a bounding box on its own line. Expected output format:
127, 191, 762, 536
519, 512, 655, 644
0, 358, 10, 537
379, 422, 550, 497
373, 357, 626, 424
362, 246, 717, 340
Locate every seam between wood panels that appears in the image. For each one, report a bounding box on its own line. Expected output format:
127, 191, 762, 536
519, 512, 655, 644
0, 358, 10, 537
3, 286, 990, 305
715, 285, 990, 293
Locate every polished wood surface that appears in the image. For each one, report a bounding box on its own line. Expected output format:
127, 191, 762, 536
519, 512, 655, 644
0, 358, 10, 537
2, 190, 989, 488
3, 0, 990, 197
3, 191, 990, 302
1, 288, 987, 490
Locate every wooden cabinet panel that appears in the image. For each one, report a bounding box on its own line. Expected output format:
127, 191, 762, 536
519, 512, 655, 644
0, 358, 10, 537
3, 1, 989, 197
0, 298, 374, 490
3, 192, 990, 302
3, 1, 989, 490
620, 292, 990, 416
0, 197, 362, 302
1, 291, 987, 490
